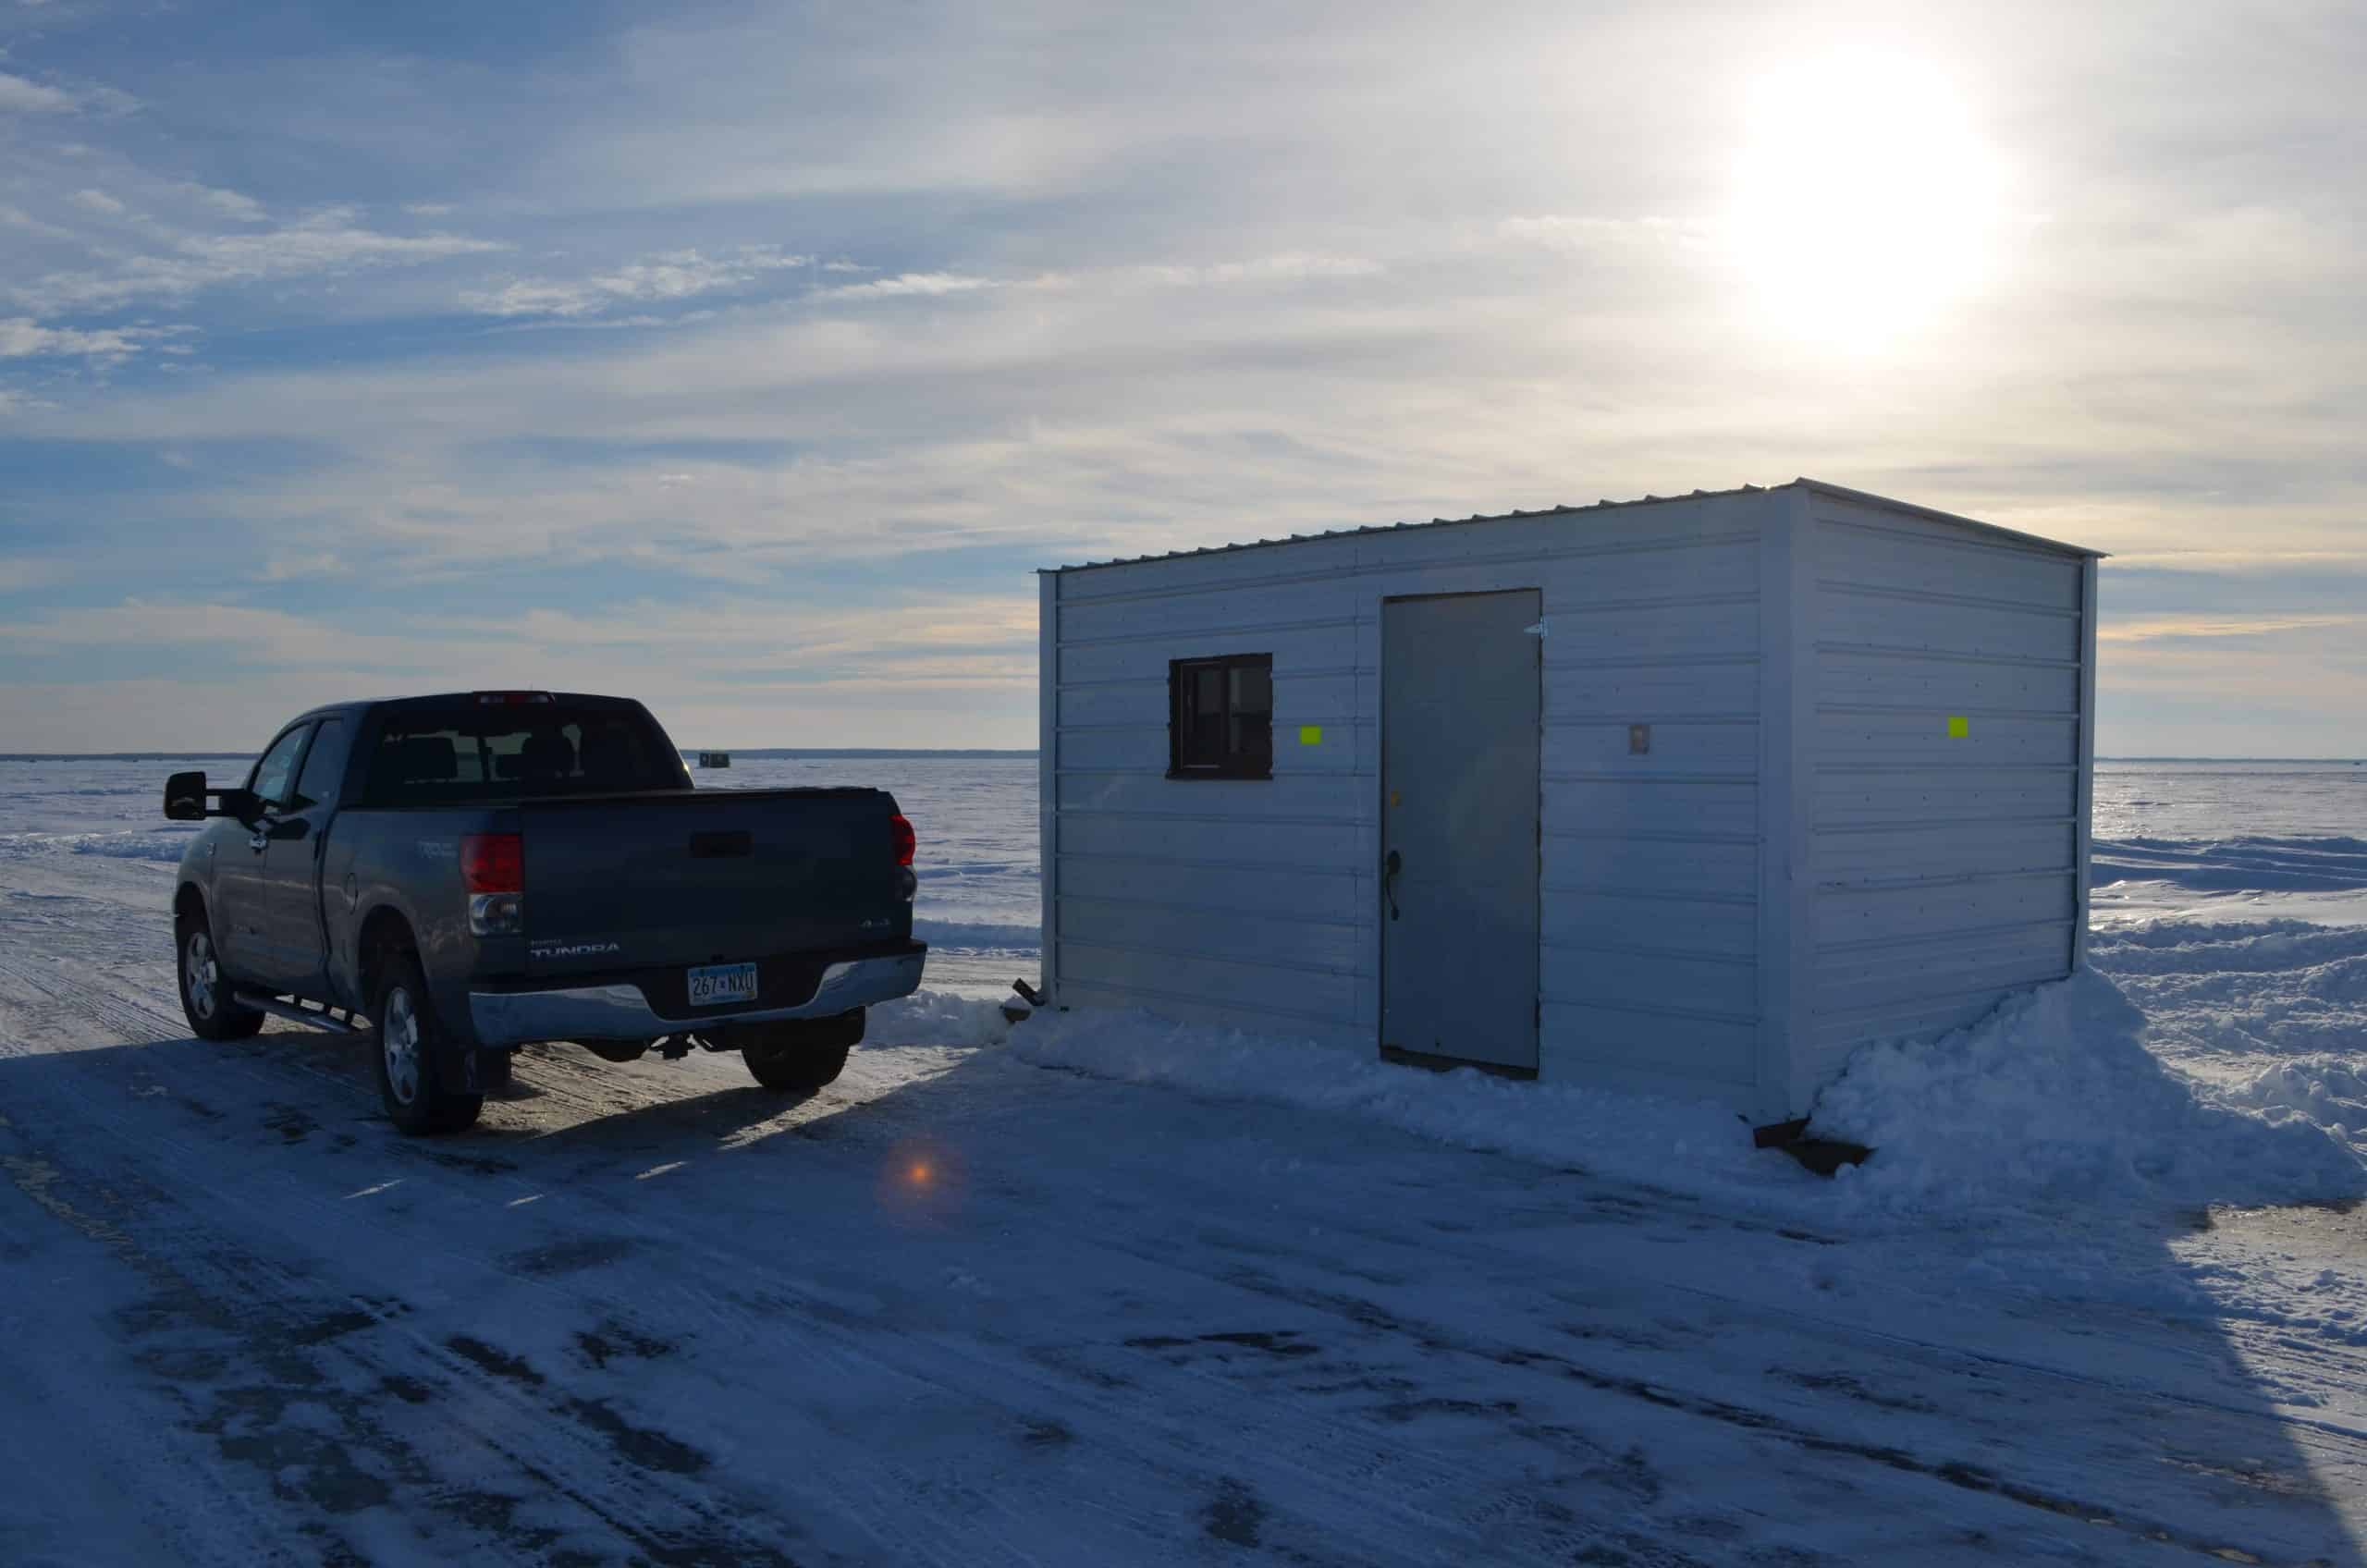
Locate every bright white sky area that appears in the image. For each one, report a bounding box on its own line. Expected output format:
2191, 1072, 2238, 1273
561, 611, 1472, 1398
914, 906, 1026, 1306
1, 0, 2360, 753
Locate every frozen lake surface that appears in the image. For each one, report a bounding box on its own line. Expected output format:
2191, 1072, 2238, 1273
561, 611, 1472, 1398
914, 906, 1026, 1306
1, 752, 2362, 1564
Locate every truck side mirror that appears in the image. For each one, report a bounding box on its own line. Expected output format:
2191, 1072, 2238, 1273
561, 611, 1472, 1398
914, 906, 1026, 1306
165, 770, 208, 821
166, 771, 262, 824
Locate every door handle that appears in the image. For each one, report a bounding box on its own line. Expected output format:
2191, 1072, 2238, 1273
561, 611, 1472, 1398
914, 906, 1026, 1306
249, 830, 269, 852
1382, 849, 1402, 921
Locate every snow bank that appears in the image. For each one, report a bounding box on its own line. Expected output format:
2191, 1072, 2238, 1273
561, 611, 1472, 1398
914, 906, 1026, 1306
869, 988, 1016, 1048
1007, 1006, 1803, 1199
1810, 969, 2366, 1215
2225, 1057, 2367, 1148
911, 917, 1041, 950
859, 924, 2365, 1223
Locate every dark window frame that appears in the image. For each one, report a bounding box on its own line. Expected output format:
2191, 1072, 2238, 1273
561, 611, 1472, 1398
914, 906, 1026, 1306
1167, 653, 1274, 781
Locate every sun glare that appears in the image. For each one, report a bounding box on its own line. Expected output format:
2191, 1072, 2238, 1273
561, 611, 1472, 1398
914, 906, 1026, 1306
1732, 53, 2004, 349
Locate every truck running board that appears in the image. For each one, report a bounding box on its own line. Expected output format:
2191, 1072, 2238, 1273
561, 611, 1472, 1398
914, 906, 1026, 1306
231, 990, 364, 1035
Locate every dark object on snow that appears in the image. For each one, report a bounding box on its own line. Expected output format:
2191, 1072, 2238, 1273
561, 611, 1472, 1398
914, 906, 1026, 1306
1753, 1117, 1871, 1177
1004, 980, 1041, 1024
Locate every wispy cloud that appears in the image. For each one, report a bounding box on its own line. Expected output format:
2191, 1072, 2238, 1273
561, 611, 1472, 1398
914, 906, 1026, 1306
2100, 614, 2361, 643
0, 315, 183, 361
0, 70, 77, 114
9, 207, 505, 314
262, 552, 345, 582
815, 271, 998, 300
813, 253, 1381, 301
182, 184, 266, 222
0, 557, 65, 593
462, 246, 810, 318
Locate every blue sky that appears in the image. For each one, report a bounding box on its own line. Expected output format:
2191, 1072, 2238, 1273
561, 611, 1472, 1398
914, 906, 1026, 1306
1, 0, 2360, 753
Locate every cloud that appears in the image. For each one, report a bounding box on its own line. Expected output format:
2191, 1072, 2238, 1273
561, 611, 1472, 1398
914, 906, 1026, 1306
462, 246, 810, 318
262, 552, 345, 582
8, 208, 505, 315
0, 557, 64, 593
0, 70, 77, 114
182, 184, 266, 222
68, 188, 124, 215
2100, 614, 2361, 643
0, 594, 1042, 740
814, 271, 999, 300
0, 315, 183, 361
812, 254, 1381, 302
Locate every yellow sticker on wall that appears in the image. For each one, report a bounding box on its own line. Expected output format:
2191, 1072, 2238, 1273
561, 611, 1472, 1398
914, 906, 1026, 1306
1299, 725, 1324, 746
1946, 716, 1969, 738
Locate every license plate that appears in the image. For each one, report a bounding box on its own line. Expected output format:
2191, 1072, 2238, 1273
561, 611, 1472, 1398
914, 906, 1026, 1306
687, 962, 758, 1008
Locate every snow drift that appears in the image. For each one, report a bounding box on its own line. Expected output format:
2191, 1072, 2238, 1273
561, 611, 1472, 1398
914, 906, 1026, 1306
1809, 967, 2365, 1214
926, 960, 2367, 1223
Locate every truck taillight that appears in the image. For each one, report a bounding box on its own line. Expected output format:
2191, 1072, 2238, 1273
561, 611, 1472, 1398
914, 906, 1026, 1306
889, 814, 915, 868
460, 834, 523, 893
461, 833, 525, 937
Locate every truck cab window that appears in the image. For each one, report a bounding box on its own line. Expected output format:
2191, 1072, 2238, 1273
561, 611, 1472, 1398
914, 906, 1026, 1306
247, 724, 313, 810
290, 717, 350, 811
360, 700, 686, 805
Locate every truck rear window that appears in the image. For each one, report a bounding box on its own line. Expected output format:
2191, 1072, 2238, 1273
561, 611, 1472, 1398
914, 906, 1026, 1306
359, 702, 690, 805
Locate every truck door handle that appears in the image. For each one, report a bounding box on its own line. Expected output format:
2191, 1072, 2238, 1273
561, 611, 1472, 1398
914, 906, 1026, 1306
1382, 849, 1402, 921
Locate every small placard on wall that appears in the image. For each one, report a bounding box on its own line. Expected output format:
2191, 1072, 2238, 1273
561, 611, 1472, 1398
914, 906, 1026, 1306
1299, 725, 1324, 746
1946, 716, 1969, 738
1628, 724, 1651, 755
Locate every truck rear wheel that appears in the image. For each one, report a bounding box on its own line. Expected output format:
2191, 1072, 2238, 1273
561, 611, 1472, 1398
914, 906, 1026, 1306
177, 909, 264, 1042
739, 1010, 862, 1093
372, 952, 484, 1135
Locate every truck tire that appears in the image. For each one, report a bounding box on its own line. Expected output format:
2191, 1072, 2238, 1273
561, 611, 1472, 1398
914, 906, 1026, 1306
372, 952, 484, 1135
177, 908, 264, 1042
739, 1010, 862, 1093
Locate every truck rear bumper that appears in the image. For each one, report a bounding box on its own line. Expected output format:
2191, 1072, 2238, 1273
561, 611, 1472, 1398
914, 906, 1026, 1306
468, 950, 926, 1048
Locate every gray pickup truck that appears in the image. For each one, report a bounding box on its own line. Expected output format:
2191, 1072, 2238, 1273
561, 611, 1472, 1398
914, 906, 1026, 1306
164, 692, 926, 1134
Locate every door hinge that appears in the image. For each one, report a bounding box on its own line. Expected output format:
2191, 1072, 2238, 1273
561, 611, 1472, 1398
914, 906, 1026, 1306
1522, 619, 1548, 638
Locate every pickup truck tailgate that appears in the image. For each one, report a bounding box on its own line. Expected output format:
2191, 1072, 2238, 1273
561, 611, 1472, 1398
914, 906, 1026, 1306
519, 788, 907, 975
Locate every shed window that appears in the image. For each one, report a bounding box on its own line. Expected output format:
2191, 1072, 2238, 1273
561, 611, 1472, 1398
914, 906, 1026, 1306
1169, 654, 1273, 779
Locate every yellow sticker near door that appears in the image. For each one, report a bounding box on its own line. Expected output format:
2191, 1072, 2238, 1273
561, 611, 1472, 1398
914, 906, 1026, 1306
1299, 725, 1324, 746
1946, 716, 1970, 738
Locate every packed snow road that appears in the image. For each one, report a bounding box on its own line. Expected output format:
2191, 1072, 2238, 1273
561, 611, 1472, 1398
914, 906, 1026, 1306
2, 861, 2364, 1564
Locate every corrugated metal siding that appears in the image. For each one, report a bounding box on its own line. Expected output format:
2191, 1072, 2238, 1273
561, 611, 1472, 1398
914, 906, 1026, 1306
1047, 492, 1773, 1096
1797, 497, 2089, 1106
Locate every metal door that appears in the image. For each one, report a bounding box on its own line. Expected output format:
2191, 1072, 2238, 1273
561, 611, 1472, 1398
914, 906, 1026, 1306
1380, 591, 1541, 1071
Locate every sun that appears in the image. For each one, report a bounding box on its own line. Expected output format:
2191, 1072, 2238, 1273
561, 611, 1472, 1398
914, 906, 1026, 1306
1731, 53, 2005, 348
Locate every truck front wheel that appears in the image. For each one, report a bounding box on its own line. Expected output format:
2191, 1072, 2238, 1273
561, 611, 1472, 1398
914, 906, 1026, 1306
177, 909, 264, 1042
372, 953, 484, 1135
739, 1010, 862, 1093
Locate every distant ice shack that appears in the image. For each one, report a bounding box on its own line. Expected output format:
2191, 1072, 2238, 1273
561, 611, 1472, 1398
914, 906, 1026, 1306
1034, 480, 2103, 1130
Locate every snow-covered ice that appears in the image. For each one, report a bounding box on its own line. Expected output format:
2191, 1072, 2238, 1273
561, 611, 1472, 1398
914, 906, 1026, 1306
2, 753, 2364, 1565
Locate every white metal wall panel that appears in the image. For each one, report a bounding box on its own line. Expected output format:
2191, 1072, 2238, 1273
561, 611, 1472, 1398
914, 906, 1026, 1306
1797, 495, 2091, 1108
1038, 480, 2098, 1131
1045, 491, 1773, 1093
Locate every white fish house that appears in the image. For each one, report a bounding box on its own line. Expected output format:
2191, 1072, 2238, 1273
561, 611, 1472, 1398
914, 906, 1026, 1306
1035, 481, 2102, 1128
